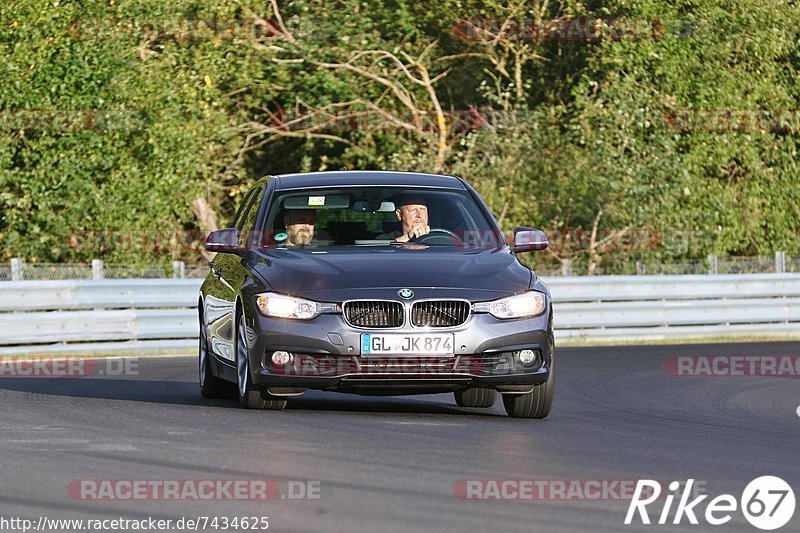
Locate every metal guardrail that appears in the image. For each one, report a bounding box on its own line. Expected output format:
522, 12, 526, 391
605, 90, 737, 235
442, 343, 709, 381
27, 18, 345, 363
0, 279, 203, 312
546, 274, 800, 341
0, 274, 798, 354
544, 273, 800, 302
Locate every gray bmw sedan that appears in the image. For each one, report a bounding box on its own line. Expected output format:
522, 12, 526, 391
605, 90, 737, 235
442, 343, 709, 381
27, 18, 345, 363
199, 171, 554, 418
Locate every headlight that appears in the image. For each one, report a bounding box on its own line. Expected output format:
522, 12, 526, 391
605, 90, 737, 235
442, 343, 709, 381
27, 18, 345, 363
473, 291, 546, 319
255, 292, 336, 320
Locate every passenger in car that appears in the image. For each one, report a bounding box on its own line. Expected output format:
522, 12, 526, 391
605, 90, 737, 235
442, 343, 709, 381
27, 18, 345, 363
283, 209, 317, 246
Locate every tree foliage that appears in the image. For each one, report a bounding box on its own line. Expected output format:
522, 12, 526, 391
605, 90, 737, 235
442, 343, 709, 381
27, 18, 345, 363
1, 0, 798, 272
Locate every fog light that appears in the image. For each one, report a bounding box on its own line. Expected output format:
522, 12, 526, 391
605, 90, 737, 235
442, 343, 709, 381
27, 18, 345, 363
271, 351, 292, 365
519, 349, 536, 365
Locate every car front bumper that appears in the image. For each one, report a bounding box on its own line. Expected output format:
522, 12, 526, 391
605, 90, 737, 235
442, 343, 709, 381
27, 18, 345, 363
239, 308, 553, 396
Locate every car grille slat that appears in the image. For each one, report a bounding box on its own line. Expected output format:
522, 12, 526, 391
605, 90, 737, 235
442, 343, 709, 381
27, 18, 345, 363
411, 300, 470, 327
358, 357, 453, 373
277, 354, 512, 377
344, 301, 404, 328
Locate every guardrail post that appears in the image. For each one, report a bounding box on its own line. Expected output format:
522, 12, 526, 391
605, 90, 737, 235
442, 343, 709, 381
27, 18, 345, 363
10, 258, 23, 281
776, 251, 786, 273
92, 259, 104, 280
561, 258, 572, 276
635, 261, 646, 275
707, 254, 718, 275
173, 260, 186, 279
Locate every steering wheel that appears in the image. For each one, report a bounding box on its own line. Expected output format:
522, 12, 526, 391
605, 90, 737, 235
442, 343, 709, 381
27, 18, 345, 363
412, 228, 464, 245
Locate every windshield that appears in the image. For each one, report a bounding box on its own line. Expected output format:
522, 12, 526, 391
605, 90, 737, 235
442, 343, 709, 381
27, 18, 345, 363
256, 186, 503, 248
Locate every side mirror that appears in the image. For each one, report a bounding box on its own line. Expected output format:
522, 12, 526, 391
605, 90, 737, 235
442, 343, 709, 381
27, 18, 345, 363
511, 227, 548, 253
205, 228, 242, 254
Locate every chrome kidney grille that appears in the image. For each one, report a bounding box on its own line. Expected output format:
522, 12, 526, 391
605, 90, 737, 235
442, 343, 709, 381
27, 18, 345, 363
411, 300, 470, 327
343, 300, 470, 328
343, 301, 404, 328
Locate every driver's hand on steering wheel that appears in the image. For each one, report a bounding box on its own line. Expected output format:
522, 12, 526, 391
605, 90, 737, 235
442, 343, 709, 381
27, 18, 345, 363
395, 225, 430, 243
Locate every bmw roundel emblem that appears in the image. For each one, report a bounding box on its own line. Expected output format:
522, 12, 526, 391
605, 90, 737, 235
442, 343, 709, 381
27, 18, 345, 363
398, 288, 414, 299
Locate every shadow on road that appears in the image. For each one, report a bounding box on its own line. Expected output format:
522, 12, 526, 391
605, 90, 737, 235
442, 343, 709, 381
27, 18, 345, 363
0, 377, 504, 417
0, 378, 219, 406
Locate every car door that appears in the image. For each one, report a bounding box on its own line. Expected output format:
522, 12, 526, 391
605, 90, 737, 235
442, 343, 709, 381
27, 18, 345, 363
205, 186, 263, 362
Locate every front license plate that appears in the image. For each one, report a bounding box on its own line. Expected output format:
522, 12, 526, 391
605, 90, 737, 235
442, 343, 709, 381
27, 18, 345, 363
360, 333, 454, 356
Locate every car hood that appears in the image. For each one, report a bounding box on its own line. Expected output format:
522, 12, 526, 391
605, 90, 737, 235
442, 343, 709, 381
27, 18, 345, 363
249, 246, 532, 302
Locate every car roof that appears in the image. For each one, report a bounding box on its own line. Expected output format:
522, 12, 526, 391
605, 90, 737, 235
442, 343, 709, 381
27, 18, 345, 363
272, 171, 465, 190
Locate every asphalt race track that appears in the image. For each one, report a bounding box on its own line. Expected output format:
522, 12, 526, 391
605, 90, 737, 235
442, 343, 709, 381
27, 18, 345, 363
0, 342, 798, 533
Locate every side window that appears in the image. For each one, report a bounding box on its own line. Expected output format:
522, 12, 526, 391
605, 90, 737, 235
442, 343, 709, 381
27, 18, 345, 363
237, 186, 264, 247
231, 188, 257, 230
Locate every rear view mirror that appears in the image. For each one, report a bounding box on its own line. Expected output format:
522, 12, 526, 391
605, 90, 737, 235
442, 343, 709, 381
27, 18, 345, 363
511, 227, 548, 253
351, 200, 396, 212
205, 228, 242, 254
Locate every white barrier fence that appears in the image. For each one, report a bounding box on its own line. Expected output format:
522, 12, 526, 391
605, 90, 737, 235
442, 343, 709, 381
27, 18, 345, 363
547, 274, 800, 342
0, 274, 798, 354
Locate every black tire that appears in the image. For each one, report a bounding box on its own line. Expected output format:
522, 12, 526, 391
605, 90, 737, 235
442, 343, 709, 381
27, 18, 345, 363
199, 306, 233, 399
235, 311, 287, 410
502, 362, 554, 419
454, 387, 496, 408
